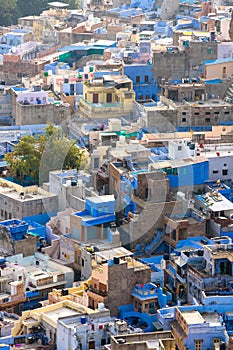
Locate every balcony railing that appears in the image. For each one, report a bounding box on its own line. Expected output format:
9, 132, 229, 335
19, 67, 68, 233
88, 286, 108, 297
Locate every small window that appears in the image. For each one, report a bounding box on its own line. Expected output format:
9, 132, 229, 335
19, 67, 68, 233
144, 75, 149, 83
136, 76, 140, 83
194, 112, 199, 115
205, 112, 211, 115
214, 111, 219, 114
213, 339, 220, 346
178, 146, 182, 151
182, 117, 186, 122
224, 111, 230, 114
182, 112, 186, 115
101, 339, 107, 346
205, 118, 210, 123
93, 93, 99, 103
146, 95, 150, 100
195, 339, 203, 350
213, 170, 219, 174
82, 259, 84, 267
223, 67, 226, 74
222, 169, 228, 176
106, 93, 112, 103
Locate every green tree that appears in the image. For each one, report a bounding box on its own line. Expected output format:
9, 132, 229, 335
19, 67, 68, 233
4, 125, 87, 185
0, 0, 17, 25
15, 0, 49, 20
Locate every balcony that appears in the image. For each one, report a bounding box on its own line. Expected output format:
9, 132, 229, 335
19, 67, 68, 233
0, 292, 26, 306
87, 286, 108, 297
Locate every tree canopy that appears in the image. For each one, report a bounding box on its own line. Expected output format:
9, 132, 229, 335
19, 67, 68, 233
0, 0, 79, 26
4, 125, 88, 185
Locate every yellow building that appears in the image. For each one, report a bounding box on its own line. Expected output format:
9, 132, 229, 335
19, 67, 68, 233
79, 75, 135, 119
12, 299, 106, 345
48, 279, 92, 306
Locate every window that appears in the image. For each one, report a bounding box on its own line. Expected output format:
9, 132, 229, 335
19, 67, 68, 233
205, 118, 210, 123
222, 169, 228, 176
224, 111, 230, 114
136, 76, 140, 83
205, 112, 211, 115
178, 146, 182, 151
106, 93, 112, 103
182, 118, 186, 122
82, 259, 84, 267
195, 339, 203, 350
214, 111, 219, 114
0, 210, 3, 217
146, 95, 150, 100
223, 66, 227, 78
101, 339, 107, 346
182, 112, 186, 115
92, 93, 99, 103
213, 339, 220, 347
144, 75, 149, 83
213, 170, 219, 174
194, 112, 199, 115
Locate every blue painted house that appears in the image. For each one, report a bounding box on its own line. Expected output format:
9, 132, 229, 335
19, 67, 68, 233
71, 195, 116, 242
119, 283, 172, 332
124, 64, 158, 101
149, 157, 209, 188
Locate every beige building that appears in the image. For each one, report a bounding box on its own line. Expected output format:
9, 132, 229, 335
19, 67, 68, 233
0, 177, 58, 220
109, 331, 175, 350
203, 58, 233, 80
79, 75, 135, 119
10, 87, 71, 126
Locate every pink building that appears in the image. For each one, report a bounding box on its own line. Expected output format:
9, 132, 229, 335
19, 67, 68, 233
217, 42, 233, 60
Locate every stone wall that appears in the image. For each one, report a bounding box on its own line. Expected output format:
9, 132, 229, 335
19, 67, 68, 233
107, 261, 151, 315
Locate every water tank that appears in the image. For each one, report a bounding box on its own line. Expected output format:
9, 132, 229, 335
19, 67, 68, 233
163, 253, 169, 261
98, 302, 105, 310
66, 180, 71, 186
197, 250, 203, 256
177, 191, 186, 200
71, 180, 77, 186
119, 136, 126, 144
0, 257, 6, 265
108, 259, 114, 266
81, 316, 86, 324
113, 257, 120, 264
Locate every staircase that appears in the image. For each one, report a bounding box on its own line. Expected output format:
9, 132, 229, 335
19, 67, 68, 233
225, 81, 233, 102
144, 229, 164, 256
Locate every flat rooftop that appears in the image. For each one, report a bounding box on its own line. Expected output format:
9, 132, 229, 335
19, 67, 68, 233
95, 247, 133, 261
182, 310, 205, 324
44, 307, 78, 323
86, 195, 115, 204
